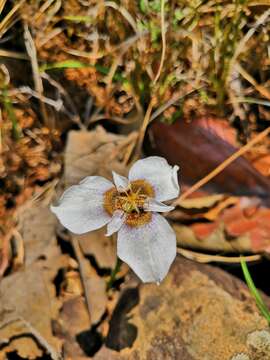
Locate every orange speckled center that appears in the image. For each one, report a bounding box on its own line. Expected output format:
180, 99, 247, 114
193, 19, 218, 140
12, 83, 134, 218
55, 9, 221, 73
103, 179, 155, 227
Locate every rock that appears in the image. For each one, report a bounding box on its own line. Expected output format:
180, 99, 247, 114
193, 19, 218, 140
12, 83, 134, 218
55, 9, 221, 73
231, 355, 251, 360
247, 330, 270, 359
95, 257, 270, 360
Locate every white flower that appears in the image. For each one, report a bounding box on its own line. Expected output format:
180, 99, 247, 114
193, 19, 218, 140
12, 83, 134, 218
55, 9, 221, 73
51, 156, 179, 283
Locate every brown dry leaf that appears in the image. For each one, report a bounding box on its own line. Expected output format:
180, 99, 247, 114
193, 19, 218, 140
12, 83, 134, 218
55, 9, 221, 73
17, 203, 59, 265
76, 252, 107, 325
41, 254, 71, 319
245, 147, 270, 178
77, 229, 117, 269
221, 205, 270, 252
0, 324, 43, 359
65, 127, 137, 186
62, 270, 84, 296
147, 119, 270, 206
178, 194, 225, 210
56, 296, 91, 359
203, 196, 239, 221
174, 201, 270, 253
0, 264, 62, 359
56, 263, 107, 357
174, 222, 251, 253
85, 273, 107, 325
169, 193, 237, 223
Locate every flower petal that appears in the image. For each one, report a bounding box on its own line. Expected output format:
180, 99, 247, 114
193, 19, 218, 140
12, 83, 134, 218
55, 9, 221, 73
144, 198, 174, 212
128, 156, 180, 202
51, 176, 113, 234
112, 171, 129, 191
106, 210, 126, 236
117, 213, 176, 283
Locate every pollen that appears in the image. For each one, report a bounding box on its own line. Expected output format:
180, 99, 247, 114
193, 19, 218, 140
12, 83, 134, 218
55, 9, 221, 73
103, 179, 155, 227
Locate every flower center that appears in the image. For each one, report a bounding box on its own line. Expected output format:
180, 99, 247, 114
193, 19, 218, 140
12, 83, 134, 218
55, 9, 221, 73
118, 188, 146, 213
103, 179, 155, 227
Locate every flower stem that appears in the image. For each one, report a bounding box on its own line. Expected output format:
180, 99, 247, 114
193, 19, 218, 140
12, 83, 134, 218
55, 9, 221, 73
107, 258, 122, 290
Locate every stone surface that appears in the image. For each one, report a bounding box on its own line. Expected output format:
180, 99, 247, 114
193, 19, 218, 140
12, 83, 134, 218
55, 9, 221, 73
95, 257, 270, 360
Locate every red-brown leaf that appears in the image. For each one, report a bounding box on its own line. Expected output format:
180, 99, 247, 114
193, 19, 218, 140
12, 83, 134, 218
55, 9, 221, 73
146, 117, 270, 206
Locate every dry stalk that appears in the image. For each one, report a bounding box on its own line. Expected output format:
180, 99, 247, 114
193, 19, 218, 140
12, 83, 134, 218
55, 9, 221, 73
70, 236, 93, 325
177, 248, 261, 264
23, 23, 49, 125
153, 0, 166, 84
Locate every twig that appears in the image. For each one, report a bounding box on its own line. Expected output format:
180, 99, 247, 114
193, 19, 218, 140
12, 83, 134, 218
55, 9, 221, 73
23, 23, 49, 125
37, 27, 63, 48
133, 97, 155, 160
177, 248, 261, 264
0, 0, 7, 14
0, 230, 12, 277
173, 126, 270, 205
0, 0, 25, 39
41, 73, 84, 128
104, 1, 138, 33
12, 229, 25, 269
236, 63, 270, 101
70, 236, 92, 324
150, 86, 203, 122
8, 86, 63, 111
227, 8, 270, 86
153, 0, 166, 84
34, 0, 61, 27
104, 53, 123, 90
89, 114, 137, 125
0, 49, 28, 60
112, 30, 149, 53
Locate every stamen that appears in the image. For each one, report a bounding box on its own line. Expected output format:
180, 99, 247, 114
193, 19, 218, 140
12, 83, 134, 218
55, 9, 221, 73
103, 179, 155, 227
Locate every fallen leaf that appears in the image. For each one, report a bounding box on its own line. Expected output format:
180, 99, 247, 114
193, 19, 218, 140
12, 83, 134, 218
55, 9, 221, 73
0, 264, 62, 359
65, 127, 137, 186
76, 229, 117, 269
178, 194, 225, 209
57, 296, 91, 359
203, 196, 239, 221
18, 203, 58, 265
0, 324, 43, 359
69, 236, 107, 328
174, 222, 251, 252
174, 201, 270, 253
146, 118, 270, 206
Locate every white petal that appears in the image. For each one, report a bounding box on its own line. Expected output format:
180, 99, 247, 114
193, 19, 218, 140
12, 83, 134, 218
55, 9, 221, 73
128, 156, 180, 202
117, 213, 176, 283
106, 210, 126, 236
144, 198, 174, 212
51, 176, 113, 234
112, 171, 129, 191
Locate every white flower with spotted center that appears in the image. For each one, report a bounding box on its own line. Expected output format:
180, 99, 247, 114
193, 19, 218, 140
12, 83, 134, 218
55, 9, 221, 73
51, 156, 179, 283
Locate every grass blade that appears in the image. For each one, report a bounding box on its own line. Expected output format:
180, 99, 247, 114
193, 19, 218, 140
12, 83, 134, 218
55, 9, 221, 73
241, 257, 270, 323
39, 60, 126, 83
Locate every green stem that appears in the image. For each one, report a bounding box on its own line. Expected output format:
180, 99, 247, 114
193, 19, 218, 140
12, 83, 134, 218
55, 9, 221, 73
2, 87, 21, 140
106, 258, 122, 291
